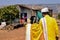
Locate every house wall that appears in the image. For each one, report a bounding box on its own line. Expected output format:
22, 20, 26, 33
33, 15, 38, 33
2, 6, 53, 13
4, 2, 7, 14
18, 6, 37, 19
31, 10, 36, 16
52, 13, 58, 19
20, 7, 32, 19
26, 9, 32, 19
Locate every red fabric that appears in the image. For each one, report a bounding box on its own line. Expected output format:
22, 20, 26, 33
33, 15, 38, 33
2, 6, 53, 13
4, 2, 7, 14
20, 19, 24, 24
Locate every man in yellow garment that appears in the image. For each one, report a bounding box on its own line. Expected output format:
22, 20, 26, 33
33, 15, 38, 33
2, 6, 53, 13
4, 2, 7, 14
39, 8, 59, 40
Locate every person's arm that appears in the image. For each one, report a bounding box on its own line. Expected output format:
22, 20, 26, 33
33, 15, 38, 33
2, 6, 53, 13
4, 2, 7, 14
39, 19, 43, 35
38, 19, 45, 40
55, 19, 59, 37
54, 19, 59, 40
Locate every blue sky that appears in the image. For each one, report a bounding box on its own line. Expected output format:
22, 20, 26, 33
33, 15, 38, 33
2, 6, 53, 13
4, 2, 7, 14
0, 0, 60, 6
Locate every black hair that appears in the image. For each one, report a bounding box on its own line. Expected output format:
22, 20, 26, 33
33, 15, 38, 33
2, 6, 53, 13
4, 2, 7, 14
42, 12, 50, 15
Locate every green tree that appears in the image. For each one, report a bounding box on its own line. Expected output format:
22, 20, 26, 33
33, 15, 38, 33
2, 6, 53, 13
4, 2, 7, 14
0, 5, 20, 23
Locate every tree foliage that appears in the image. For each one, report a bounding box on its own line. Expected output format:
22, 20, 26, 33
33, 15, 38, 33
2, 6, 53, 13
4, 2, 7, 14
0, 5, 19, 23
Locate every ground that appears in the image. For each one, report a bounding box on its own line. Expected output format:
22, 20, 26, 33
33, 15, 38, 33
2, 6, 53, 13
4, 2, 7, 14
0, 27, 60, 40
0, 20, 60, 40
0, 27, 26, 40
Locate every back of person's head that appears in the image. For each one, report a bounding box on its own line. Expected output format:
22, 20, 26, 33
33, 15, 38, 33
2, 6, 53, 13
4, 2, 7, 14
41, 7, 49, 13
41, 7, 50, 16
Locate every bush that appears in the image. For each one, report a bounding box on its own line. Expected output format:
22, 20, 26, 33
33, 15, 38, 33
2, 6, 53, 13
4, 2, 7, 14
0, 5, 19, 23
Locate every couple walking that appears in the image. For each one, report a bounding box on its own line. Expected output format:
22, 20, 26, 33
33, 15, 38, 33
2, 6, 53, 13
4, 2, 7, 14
26, 8, 59, 40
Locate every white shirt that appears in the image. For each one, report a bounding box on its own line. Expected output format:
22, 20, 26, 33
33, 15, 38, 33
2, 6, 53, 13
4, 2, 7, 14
26, 23, 31, 40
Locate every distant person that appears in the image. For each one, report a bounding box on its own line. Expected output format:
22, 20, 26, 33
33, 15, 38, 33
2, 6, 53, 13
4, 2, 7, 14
39, 8, 59, 40
20, 18, 24, 24
20, 18, 25, 27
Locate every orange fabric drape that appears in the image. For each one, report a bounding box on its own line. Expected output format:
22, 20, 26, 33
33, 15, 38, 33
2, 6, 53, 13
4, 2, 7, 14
39, 32, 44, 40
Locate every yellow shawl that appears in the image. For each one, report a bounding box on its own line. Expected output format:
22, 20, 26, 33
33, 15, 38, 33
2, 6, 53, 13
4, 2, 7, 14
31, 23, 44, 40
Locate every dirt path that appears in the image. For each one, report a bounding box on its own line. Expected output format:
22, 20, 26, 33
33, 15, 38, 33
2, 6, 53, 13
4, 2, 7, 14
0, 27, 26, 40
0, 23, 60, 40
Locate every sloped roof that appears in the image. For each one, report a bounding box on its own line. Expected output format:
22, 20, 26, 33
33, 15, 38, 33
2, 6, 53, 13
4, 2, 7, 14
19, 4, 44, 10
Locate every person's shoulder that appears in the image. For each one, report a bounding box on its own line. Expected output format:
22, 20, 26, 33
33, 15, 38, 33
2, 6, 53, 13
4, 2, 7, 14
52, 17, 56, 20
51, 17, 56, 21
40, 18, 44, 20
